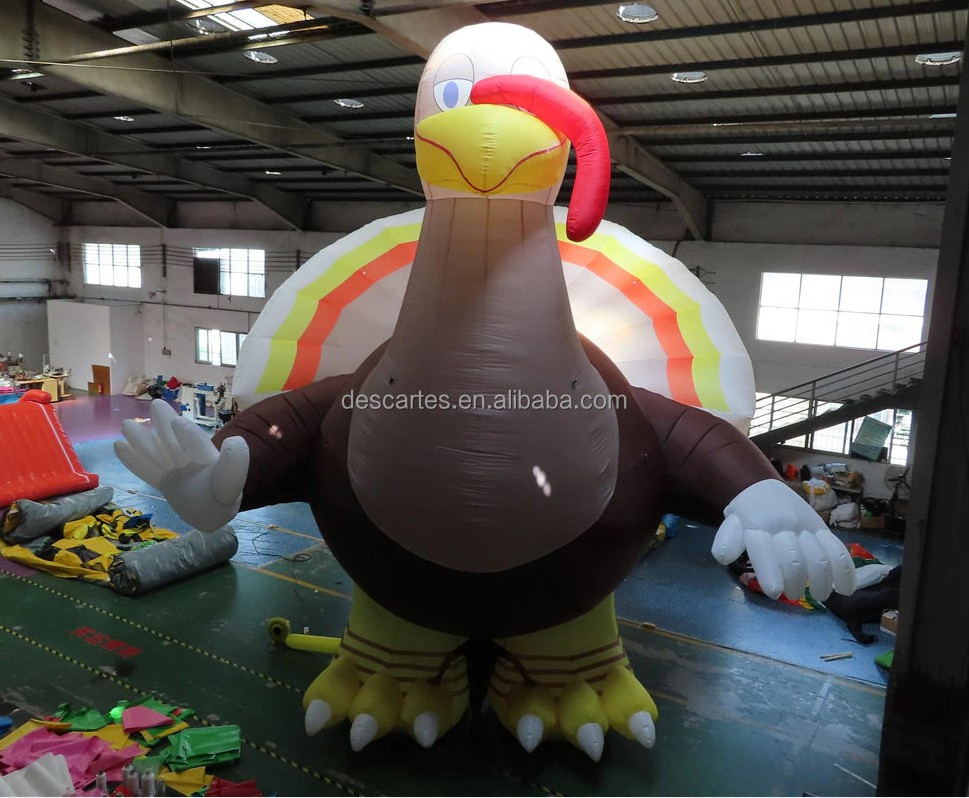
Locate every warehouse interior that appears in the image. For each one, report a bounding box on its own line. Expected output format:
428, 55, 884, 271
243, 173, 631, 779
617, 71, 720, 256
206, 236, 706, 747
0, 0, 967, 795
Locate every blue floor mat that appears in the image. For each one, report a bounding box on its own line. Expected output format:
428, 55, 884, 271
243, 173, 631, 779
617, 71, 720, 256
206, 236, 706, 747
75, 439, 902, 685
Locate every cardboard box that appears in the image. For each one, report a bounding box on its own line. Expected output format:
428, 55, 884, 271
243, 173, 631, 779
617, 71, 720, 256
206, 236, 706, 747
880, 610, 898, 636
860, 515, 886, 530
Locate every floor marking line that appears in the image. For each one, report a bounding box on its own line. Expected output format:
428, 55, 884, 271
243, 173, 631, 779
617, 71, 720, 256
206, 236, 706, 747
0, 572, 302, 694
833, 762, 877, 789
618, 617, 886, 695
0, 623, 366, 797
247, 564, 353, 601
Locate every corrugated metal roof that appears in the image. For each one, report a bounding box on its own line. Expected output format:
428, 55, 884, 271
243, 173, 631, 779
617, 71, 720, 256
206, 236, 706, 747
0, 0, 961, 219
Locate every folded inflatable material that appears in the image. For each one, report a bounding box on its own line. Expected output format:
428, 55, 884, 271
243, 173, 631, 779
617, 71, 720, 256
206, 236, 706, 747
108, 527, 238, 596
0, 390, 99, 508
1, 485, 114, 543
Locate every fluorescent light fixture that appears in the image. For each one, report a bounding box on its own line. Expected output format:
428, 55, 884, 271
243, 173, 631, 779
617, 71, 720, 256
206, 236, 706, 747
671, 71, 707, 84
915, 51, 962, 66
712, 121, 742, 127
740, 151, 765, 157
929, 112, 957, 119
195, 145, 212, 150
10, 68, 44, 80
334, 98, 365, 109
265, 170, 282, 175
243, 50, 278, 65
114, 115, 135, 122
617, 3, 658, 23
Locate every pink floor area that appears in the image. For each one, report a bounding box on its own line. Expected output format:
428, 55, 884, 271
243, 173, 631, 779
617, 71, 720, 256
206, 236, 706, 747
52, 394, 160, 443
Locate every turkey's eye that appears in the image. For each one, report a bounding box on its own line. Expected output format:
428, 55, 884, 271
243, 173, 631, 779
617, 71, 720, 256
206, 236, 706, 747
433, 78, 473, 110
431, 53, 474, 111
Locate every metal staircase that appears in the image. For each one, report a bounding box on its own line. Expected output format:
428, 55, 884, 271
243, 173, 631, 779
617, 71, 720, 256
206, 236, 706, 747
748, 342, 925, 450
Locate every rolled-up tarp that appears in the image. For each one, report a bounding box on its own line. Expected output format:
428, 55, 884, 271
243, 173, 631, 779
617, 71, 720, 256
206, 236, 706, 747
108, 527, 238, 596
2, 485, 114, 544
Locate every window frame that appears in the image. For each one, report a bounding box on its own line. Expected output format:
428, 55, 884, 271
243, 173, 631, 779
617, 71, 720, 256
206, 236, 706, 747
195, 327, 247, 368
81, 243, 143, 288
192, 246, 266, 298
756, 272, 927, 352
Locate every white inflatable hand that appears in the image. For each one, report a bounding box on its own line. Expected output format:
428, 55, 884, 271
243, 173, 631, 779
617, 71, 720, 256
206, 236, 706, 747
711, 478, 857, 602
113, 398, 249, 533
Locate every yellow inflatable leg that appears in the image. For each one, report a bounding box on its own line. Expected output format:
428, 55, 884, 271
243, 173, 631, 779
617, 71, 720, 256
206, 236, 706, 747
302, 588, 469, 751
489, 593, 657, 760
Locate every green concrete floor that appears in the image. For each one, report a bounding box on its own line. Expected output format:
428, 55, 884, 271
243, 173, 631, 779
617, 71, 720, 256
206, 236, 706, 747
1, 540, 884, 796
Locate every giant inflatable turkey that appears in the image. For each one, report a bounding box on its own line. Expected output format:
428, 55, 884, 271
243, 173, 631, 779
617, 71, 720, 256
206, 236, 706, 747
116, 22, 856, 762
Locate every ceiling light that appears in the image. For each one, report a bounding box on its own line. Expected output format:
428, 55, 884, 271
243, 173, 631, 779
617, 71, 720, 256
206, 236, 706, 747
712, 121, 742, 127
265, 170, 282, 175
10, 68, 43, 80
915, 51, 963, 66
929, 112, 957, 119
671, 71, 707, 84
114, 115, 135, 122
192, 18, 221, 35
617, 3, 658, 23
243, 50, 278, 65
334, 98, 365, 109
740, 151, 765, 157
195, 145, 212, 150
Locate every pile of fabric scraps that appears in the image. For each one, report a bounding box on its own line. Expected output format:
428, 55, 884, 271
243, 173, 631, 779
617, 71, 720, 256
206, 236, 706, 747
1, 505, 177, 584
0, 698, 260, 796
728, 552, 825, 610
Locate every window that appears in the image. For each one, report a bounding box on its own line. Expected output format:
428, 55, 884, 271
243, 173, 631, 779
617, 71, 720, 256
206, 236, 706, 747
82, 243, 142, 288
196, 328, 247, 367
757, 273, 927, 351
193, 247, 265, 298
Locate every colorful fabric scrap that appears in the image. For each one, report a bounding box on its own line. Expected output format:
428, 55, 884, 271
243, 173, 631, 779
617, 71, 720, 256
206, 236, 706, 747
164, 726, 241, 772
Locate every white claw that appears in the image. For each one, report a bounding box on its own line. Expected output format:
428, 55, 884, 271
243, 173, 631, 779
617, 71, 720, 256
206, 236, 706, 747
412, 711, 439, 749
576, 722, 605, 762
516, 713, 544, 753
304, 699, 332, 736
628, 710, 656, 749
349, 713, 380, 752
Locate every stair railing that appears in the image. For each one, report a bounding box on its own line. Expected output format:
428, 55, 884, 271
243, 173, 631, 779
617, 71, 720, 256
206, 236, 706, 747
750, 342, 926, 437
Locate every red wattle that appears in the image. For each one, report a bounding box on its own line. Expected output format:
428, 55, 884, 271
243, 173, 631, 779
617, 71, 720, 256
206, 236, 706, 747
470, 74, 610, 242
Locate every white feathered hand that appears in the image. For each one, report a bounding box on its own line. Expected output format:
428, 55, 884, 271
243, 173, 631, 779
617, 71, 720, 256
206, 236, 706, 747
114, 398, 249, 533
712, 479, 857, 602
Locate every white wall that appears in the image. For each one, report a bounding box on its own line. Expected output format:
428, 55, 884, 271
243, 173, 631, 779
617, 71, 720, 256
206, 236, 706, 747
1, 196, 946, 405
109, 304, 146, 393
47, 300, 111, 391
65, 226, 343, 390
0, 199, 62, 371
665, 241, 939, 394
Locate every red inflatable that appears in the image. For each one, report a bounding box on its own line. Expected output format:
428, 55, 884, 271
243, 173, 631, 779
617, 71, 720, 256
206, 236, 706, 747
0, 390, 98, 507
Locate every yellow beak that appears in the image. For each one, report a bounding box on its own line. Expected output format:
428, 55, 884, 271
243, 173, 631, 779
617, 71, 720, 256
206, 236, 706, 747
415, 104, 569, 195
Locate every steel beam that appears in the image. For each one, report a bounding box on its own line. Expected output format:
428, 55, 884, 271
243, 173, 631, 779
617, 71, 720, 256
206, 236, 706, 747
0, 2, 422, 200
0, 98, 309, 228
0, 157, 174, 226
608, 132, 708, 238
547, 0, 968, 50
98, 1, 280, 33
0, 180, 65, 224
